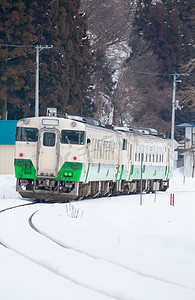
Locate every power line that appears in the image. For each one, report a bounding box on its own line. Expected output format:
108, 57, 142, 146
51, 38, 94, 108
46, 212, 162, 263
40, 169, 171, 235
0, 43, 43, 48
0, 50, 35, 63
114, 66, 190, 77
0, 54, 25, 62
126, 69, 173, 76
0, 43, 192, 78
0, 43, 192, 99
0, 43, 35, 48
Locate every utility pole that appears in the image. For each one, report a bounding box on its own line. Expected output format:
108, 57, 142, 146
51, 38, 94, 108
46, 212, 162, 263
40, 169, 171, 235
140, 152, 143, 206
171, 72, 186, 151
35, 45, 53, 117
171, 73, 177, 142
170, 72, 186, 205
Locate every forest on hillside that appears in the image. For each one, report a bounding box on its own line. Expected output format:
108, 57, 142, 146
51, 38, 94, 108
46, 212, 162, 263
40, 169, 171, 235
0, 0, 91, 120
0, 0, 194, 138
81, 0, 195, 137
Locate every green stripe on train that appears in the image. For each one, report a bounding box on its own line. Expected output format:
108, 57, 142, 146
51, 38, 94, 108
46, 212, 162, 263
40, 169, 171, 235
14, 159, 83, 182
15, 159, 37, 179
129, 164, 167, 180
57, 161, 83, 181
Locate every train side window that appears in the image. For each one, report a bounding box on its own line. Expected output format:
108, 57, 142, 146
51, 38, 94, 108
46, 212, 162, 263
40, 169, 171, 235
104, 141, 107, 159
110, 142, 112, 160
135, 152, 139, 161
43, 132, 56, 147
100, 140, 103, 159
16, 127, 38, 142
107, 142, 109, 159
61, 130, 85, 145
97, 140, 100, 159
102, 141, 104, 159
123, 139, 127, 150
138, 153, 140, 161
129, 144, 132, 158
99, 140, 102, 158
112, 142, 115, 160
104, 141, 106, 160
111, 142, 114, 160
94, 140, 97, 158
107, 142, 110, 160
90, 139, 94, 159
93, 139, 95, 157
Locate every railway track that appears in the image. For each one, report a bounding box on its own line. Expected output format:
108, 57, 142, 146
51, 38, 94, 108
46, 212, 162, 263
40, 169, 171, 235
29, 208, 195, 293
1, 201, 195, 300
0, 202, 119, 300
0, 201, 36, 249
0, 201, 35, 212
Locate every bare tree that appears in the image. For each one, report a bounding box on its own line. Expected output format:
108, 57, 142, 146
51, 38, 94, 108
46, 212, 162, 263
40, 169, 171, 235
81, 0, 172, 136
111, 33, 172, 135
80, 0, 135, 50
81, 0, 136, 123
178, 58, 195, 112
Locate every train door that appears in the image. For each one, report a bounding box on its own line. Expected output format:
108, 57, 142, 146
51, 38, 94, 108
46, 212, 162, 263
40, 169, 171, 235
127, 142, 132, 178
117, 136, 122, 180
37, 129, 60, 178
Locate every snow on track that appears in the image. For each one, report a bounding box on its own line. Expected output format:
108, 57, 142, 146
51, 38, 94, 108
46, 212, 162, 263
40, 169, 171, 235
0, 203, 113, 300
1, 171, 195, 300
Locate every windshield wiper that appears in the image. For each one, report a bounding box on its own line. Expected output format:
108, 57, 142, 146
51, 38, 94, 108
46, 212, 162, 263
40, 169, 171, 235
65, 135, 71, 145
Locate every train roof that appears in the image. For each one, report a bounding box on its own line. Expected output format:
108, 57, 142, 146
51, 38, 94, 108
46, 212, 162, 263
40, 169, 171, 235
17, 108, 166, 140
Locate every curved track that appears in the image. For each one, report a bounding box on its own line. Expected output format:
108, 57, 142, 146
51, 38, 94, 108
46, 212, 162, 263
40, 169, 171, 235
29, 209, 195, 293
1, 202, 195, 300
0, 203, 121, 300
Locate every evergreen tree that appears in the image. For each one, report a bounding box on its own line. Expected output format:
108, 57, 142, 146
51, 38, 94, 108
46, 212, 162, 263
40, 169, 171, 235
134, 0, 195, 73
0, 0, 91, 119
133, 0, 195, 127
0, 0, 35, 119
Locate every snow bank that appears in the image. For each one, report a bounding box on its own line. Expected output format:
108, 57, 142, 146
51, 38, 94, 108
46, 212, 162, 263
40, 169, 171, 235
168, 167, 195, 192
0, 175, 20, 200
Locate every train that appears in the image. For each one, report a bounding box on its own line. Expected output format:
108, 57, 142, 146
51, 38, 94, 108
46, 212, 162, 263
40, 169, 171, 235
14, 108, 172, 201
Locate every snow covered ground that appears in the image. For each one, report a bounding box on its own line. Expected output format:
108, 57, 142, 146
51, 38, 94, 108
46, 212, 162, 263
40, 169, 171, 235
0, 168, 195, 300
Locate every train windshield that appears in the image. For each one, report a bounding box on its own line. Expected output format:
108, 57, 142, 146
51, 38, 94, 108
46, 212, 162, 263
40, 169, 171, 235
61, 130, 85, 145
43, 132, 56, 147
16, 127, 38, 142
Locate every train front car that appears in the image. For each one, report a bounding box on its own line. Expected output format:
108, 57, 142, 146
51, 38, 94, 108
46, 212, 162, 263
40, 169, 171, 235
15, 116, 87, 201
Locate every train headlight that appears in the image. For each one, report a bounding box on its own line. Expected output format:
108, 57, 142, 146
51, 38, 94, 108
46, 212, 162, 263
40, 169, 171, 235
73, 156, 77, 160
64, 172, 73, 177
19, 153, 23, 157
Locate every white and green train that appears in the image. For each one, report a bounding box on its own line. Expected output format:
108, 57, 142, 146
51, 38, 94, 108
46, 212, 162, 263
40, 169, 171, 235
15, 109, 172, 201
